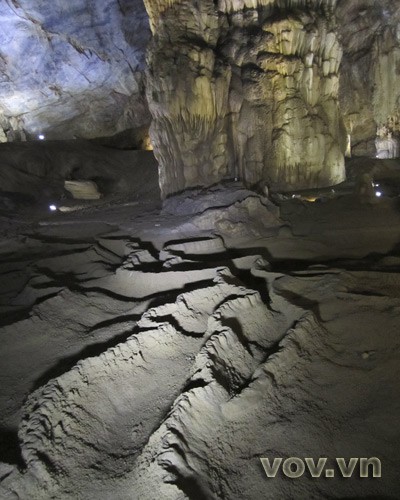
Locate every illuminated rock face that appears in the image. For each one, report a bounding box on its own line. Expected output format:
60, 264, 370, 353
0, 0, 151, 142
146, 0, 346, 197
146, 2, 231, 196
337, 1, 400, 157
375, 126, 399, 159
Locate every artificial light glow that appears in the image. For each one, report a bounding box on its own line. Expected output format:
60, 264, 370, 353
375, 191, 382, 198
38, 134, 45, 140
49, 204, 57, 211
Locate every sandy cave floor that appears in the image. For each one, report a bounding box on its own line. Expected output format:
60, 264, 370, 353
0, 179, 399, 499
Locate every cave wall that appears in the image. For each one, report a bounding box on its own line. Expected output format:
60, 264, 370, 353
0, 0, 151, 142
2, 0, 400, 192
145, 2, 231, 196
145, 0, 346, 197
337, 1, 400, 157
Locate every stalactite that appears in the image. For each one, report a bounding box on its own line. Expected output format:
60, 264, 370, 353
145, 0, 345, 197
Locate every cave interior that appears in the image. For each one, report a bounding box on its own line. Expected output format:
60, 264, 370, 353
0, 1, 400, 499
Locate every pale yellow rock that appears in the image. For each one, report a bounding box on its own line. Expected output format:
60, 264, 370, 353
64, 180, 102, 200
146, 0, 345, 197
143, 0, 182, 32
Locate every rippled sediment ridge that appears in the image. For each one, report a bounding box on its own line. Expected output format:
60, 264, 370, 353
1, 183, 400, 499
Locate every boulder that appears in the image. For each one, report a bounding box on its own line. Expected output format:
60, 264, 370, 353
64, 180, 102, 200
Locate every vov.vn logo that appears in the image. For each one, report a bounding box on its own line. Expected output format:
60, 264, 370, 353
260, 457, 382, 479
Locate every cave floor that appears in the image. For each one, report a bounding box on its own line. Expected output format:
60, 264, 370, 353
0, 184, 400, 499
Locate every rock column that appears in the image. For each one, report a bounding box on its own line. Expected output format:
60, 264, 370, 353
145, 0, 346, 197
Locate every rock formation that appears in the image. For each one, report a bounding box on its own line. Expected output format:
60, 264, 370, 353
145, 0, 346, 197
2, 0, 400, 167
64, 180, 102, 200
375, 125, 399, 159
1, 181, 400, 498
0, 141, 159, 202
337, 0, 400, 157
2, 5, 400, 498
0, 0, 151, 142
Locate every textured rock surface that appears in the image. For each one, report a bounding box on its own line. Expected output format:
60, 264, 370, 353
64, 180, 102, 200
337, 0, 400, 157
3, 0, 400, 164
145, 0, 400, 195
0, 140, 159, 202
145, 0, 346, 197
0, 180, 400, 498
3, 0, 400, 165
0, 0, 151, 142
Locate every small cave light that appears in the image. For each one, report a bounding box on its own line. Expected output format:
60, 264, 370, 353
375, 191, 382, 198
49, 204, 57, 211
38, 134, 45, 140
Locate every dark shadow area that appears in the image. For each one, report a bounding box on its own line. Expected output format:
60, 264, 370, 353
339, 497, 398, 500
270, 252, 400, 273
21, 224, 119, 244
271, 289, 322, 322
0, 428, 23, 467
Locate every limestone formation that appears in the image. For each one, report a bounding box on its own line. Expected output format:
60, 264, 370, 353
0, 0, 151, 142
145, 0, 346, 197
375, 126, 399, 159
2, 0, 400, 163
338, 1, 400, 157
1, 181, 400, 498
146, 2, 231, 198
64, 180, 102, 200
354, 172, 375, 204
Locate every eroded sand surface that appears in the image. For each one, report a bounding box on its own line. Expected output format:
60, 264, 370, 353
0, 183, 400, 499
